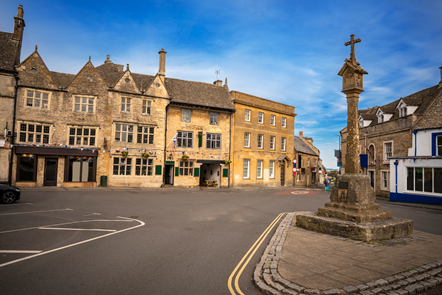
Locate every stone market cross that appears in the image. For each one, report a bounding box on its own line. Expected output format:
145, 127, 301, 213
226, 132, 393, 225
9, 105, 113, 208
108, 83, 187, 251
344, 34, 361, 64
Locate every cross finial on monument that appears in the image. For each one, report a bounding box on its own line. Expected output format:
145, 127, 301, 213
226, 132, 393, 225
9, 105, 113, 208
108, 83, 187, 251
345, 34, 361, 64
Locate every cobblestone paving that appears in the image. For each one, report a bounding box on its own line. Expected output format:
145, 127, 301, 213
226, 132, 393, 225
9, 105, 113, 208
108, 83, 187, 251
254, 213, 442, 295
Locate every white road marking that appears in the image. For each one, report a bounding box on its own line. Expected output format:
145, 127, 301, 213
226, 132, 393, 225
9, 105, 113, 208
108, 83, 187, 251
0, 219, 134, 234
0, 208, 73, 216
39, 227, 116, 232
0, 217, 144, 268
0, 250, 42, 254
83, 213, 101, 216
291, 191, 310, 194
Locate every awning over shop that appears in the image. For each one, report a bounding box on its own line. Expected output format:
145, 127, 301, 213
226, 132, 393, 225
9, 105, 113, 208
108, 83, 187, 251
15, 146, 99, 156
196, 160, 225, 164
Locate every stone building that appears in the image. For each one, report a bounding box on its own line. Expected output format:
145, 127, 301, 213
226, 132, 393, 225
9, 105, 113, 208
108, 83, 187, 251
0, 6, 235, 188
0, 5, 25, 184
164, 78, 234, 188
340, 68, 442, 198
230, 91, 295, 187
293, 132, 322, 187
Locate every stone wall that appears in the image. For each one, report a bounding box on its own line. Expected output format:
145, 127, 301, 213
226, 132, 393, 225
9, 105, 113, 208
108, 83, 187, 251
294, 152, 320, 187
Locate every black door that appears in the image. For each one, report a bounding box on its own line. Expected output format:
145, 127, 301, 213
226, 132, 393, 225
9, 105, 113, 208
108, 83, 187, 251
44, 158, 58, 186
164, 165, 174, 185
280, 163, 285, 186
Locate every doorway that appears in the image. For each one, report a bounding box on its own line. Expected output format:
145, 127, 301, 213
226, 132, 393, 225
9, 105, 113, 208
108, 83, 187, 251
164, 165, 174, 185
199, 164, 221, 187
369, 170, 375, 188
280, 163, 285, 186
44, 158, 58, 186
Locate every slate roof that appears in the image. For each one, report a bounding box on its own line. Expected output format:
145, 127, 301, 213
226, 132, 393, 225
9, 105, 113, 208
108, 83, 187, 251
16, 53, 235, 111
358, 84, 442, 127
0, 31, 20, 72
294, 136, 318, 156
165, 77, 235, 111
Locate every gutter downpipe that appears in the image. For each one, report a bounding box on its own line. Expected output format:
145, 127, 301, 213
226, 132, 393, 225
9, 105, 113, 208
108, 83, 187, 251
8, 75, 19, 185
393, 160, 398, 202
228, 112, 232, 188
162, 103, 168, 187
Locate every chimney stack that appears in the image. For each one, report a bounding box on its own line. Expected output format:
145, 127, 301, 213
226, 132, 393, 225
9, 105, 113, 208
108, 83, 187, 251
13, 5, 25, 41
213, 80, 222, 86
158, 48, 167, 80
299, 131, 303, 137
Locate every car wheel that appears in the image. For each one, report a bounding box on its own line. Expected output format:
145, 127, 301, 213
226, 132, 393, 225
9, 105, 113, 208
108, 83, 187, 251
1, 191, 16, 204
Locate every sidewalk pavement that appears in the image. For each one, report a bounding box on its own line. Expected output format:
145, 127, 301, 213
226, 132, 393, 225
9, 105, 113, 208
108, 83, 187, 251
254, 213, 442, 295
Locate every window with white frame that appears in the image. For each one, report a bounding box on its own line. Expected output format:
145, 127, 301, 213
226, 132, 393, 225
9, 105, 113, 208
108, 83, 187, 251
244, 132, 250, 148
19, 123, 50, 144
245, 109, 251, 122
407, 167, 442, 194
74, 96, 94, 113
121, 97, 131, 113
243, 159, 250, 179
378, 115, 384, 123
113, 157, 132, 175
270, 115, 276, 126
115, 124, 134, 143
69, 127, 96, 146
270, 136, 275, 150
135, 158, 153, 176
381, 171, 390, 190
179, 161, 194, 176
281, 117, 287, 128
399, 107, 407, 117
181, 109, 191, 122
209, 112, 219, 125
258, 134, 263, 149
257, 160, 263, 179
142, 100, 151, 115
258, 112, 264, 124
269, 161, 275, 178
206, 133, 221, 149
384, 142, 393, 159
177, 131, 193, 148
26, 90, 49, 109
137, 126, 154, 144
281, 137, 286, 151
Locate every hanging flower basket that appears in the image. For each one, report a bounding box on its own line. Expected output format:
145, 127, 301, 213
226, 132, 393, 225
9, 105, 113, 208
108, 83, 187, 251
121, 151, 129, 157
141, 152, 150, 159
224, 160, 232, 165
182, 155, 189, 160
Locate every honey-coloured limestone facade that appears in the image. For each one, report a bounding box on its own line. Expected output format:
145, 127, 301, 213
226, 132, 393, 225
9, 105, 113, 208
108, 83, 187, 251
293, 132, 323, 187
230, 91, 295, 187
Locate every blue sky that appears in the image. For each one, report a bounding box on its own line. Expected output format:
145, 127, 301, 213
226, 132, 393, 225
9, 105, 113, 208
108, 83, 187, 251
1, 0, 441, 169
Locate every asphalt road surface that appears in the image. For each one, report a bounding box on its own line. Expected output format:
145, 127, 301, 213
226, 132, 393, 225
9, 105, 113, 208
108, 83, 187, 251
0, 187, 441, 295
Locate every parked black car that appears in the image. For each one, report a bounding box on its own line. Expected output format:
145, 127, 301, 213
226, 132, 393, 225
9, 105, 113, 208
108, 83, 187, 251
0, 185, 21, 204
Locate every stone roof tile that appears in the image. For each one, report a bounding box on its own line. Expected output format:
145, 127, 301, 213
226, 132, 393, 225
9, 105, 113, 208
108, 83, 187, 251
49, 71, 75, 89
0, 32, 20, 72
294, 136, 318, 156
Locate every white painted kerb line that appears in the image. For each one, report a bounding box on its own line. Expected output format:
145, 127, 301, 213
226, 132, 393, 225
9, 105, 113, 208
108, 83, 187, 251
0, 250, 42, 254
0, 208, 73, 216
0, 217, 144, 268
39, 227, 116, 232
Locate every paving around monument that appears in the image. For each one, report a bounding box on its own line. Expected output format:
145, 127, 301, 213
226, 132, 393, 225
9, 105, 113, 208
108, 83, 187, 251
252, 36, 442, 295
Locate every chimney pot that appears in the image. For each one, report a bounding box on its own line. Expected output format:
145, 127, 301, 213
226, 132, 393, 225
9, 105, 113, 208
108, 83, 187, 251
299, 131, 303, 137
213, 80, 222, 86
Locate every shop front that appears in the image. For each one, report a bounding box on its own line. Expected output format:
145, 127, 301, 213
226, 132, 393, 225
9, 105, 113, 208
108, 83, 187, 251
14, 146, 98, 187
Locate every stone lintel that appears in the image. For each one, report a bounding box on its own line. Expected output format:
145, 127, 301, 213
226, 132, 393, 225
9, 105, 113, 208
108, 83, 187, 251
295, 212, 414, 242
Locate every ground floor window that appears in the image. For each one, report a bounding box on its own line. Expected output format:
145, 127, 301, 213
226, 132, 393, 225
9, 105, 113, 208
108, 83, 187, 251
381, 171, 390, 190
243, 159, 250, 179
17, 154, 37, 181
135, 158, 153, 176
269, 161, 275, 178
66, 156, 96, 182
407, 167, 442, 194
179, 161, 193, 176
113, 157, 132, 175
257, 160, 263, 179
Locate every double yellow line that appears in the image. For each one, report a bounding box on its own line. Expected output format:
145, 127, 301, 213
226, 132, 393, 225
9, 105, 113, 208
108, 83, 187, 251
227, 213, 286, 295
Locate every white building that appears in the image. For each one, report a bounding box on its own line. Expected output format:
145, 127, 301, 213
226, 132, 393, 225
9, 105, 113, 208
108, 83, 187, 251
389, 127, 442, 205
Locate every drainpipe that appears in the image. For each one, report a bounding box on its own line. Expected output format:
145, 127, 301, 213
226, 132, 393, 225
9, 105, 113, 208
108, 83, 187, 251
162, 103, 168, 187
8, 75, 19, 185
393, 160, 398, 202
228, 112, 232, 188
